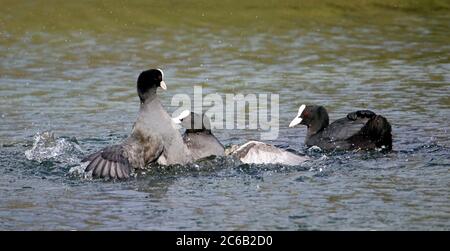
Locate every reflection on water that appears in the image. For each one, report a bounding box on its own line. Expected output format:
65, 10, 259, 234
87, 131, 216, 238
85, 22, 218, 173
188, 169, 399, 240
0, 1, 449, 230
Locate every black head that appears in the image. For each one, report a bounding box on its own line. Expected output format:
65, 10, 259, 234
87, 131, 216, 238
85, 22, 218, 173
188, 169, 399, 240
289, 104, 329, 133
173, 110, 212, 132
137, 68, 167, 102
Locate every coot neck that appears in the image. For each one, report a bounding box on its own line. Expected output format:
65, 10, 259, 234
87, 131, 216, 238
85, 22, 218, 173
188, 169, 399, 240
307, 110, 329, 136
139, 88, 158, 107
138, 88, 157, 104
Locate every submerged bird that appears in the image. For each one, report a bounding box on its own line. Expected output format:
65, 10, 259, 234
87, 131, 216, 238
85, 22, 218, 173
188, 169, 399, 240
82, 69, 191, 179
289, 104, 392, 151
172, 110, 225, 160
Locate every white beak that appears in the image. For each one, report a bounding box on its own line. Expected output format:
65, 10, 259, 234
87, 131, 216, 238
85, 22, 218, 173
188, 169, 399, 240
289, 104, 306, 128
289, 117, 302, 128
172, 109, 190, 124
160, 81, 167, 90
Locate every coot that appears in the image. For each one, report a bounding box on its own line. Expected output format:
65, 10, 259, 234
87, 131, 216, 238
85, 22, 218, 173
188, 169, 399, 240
289, 104, 392, 151
82, 69, 192, 179
172, 110, 225, 160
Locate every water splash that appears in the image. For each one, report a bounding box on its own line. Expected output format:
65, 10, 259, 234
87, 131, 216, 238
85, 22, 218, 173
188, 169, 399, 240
24, 131, 83, 164
68, 162, 93, 180
307, 145, 323, 153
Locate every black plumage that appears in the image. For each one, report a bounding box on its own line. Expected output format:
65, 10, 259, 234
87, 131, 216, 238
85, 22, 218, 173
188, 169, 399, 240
289, 105, 392, 151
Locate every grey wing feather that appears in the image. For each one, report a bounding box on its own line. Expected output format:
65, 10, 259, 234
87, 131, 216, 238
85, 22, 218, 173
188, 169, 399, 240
82, 145, 131, 180
232, 141, 308, 166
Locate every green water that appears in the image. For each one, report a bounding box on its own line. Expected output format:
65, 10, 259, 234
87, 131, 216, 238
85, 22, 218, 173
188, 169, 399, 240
0, 1, 449, 230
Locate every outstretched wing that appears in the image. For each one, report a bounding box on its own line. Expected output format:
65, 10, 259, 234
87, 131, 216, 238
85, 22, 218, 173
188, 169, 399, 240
231, 141, 308, 166
82, 145, 132, 180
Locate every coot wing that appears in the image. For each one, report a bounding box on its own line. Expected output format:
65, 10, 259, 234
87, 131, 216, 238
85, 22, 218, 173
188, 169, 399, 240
323, 115, 372, 141
231, 141, 308, 166
82, 145, 132, 180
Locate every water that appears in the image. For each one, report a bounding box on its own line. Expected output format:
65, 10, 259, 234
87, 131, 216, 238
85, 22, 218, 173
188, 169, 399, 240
0, 0, 449, 230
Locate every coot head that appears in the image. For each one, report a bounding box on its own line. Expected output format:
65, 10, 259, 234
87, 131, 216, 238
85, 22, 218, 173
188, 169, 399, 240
172, 110, 212, 132
289, 104, 329, 134
137, 68, 167, 102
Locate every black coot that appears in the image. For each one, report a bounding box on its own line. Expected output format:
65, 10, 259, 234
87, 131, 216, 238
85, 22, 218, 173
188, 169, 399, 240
289, 104, 392, 151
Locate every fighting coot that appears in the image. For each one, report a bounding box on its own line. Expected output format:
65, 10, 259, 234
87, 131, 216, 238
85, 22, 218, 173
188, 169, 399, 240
172, 110, 225, 160
289, 104, 392, 151
82, 69, 192, 179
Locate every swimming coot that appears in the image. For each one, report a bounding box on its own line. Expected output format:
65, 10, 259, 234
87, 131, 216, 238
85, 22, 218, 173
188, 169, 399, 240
172, 110, 225, 160
289, 104, 392, 151
82, 69, 192, 179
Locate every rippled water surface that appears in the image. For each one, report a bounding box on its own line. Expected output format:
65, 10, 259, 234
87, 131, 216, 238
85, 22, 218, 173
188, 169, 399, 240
0, 0, 449, 230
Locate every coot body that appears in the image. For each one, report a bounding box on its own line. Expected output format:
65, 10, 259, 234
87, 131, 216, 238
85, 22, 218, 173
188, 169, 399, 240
82, 69, 192, 179
173, 111, 225, 160
289, 105, 392, 151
